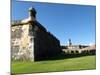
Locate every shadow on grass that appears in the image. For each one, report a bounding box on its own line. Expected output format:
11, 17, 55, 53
38, 52, 96, 61
11, 73, 16, 75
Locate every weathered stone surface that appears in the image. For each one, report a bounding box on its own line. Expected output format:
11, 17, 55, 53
11, 24, 34, 61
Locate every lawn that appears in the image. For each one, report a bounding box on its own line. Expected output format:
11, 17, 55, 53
11, 55, 96, 74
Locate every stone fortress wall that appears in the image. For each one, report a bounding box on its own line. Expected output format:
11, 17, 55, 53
11, 7, 62, 61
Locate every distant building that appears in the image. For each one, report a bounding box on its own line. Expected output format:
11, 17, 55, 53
11, 7, 62, 61
67, 39, 87, 50
62, 39, 95, 54
80, 44, 96, 55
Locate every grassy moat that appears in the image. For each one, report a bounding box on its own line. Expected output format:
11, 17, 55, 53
11, 54, 96, 74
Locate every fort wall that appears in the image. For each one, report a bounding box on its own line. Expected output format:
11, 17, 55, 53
11, 7, 62, 61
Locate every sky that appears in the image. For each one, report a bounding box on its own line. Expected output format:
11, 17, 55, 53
12, 0, 96, 45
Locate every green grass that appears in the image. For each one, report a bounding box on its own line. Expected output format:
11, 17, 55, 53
11, 55, 96, 74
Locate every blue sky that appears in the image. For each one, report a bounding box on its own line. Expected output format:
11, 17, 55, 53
12, 0, 96, 45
